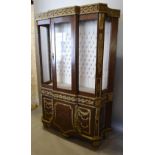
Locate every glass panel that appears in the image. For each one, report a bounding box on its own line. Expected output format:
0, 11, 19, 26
79, 20, 97, 93
102, 20, 111, 90
40, 26, 51, 83
55, 23, 71, 90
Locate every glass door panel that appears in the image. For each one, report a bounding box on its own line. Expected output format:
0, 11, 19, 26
40, 26, 51, 83
79, 20, 97, 93
102, 20, 111, 90
55, 23, 72, 90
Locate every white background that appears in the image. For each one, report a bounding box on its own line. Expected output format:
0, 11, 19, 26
0, 0, 155, 155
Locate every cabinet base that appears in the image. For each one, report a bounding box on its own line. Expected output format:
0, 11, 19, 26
91, 140, 102, 147
43, 122, 51, 128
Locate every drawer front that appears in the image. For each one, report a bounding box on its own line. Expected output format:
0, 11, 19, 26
76, 106, 95, 136
42, 96, 54, 121
53, 100, 75, 134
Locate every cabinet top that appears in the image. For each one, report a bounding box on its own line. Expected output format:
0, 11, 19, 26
36, 3, 120, 20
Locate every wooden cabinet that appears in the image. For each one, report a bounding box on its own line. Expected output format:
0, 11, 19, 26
36, 3, 120, 145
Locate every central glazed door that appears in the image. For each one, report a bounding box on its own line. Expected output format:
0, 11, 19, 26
51, 15, 78, 94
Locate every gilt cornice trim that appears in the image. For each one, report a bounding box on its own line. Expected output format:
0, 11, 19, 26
36, 6, 80, 20
80, 3, 107, 15
80, 3, 120, 17
35, 3, 120, 20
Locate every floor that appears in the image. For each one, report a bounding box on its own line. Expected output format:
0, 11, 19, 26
31, 106, 123, 155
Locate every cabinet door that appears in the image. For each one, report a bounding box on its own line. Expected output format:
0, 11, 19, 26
38, 20, 52, 85
53, 99, 75, 134
79, 15, 98, 94
76, 106, 96, 137
51, 16, 77, 93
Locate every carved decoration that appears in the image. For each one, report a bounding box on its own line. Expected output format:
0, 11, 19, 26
77, 98, 94, 105
36, 3, 120, 20
41, 87, 96, 105
77, 107, 91, 135
50, 6, 80, 17
41, 87, 109, 107
80, 4, 98, 14
42, 97, 54, 122
36, 6, 80, 20
54, 93, 77, 102
41, 89, 53, 96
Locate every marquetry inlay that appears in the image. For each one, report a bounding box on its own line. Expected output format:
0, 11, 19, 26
80, 3, 107, 14
77, 107, 91, 135
41, 87, 109, 107
36, 6, 80, 20
36, 3, 120, 20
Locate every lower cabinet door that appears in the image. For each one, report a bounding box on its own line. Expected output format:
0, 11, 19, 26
42, 96, 54, 122
53, 99, 75, 134
76, 106, 96, 137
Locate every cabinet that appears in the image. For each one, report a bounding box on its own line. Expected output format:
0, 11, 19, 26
36, 3, 120, 145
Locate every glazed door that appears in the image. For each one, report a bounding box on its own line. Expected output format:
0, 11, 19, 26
51, 16, 78, 93
79, 14, 98, 95
37, 19, 53, 85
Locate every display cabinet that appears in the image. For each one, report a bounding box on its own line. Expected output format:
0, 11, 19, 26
36, 3, 120, 146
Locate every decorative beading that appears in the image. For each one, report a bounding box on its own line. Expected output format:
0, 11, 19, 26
77, 107, 91, 135
36, 3, 120, 20
41, 87, 110, 106
41, 88, 97, 105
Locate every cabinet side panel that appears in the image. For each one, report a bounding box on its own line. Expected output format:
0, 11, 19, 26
40, 27, 51, 82
102, 20, 111, 90
108, 17, 119, 92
